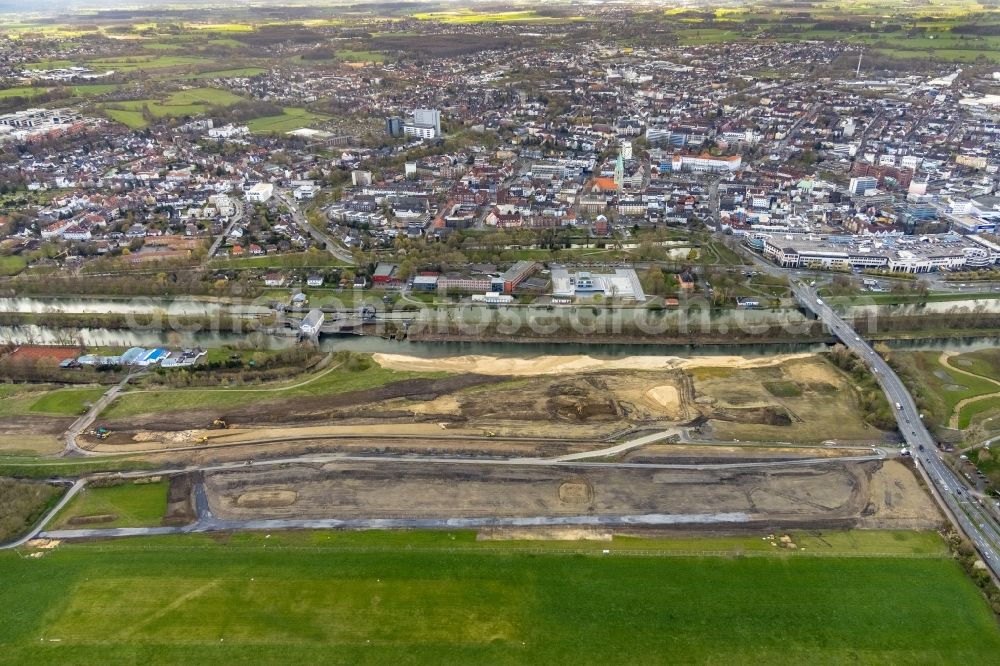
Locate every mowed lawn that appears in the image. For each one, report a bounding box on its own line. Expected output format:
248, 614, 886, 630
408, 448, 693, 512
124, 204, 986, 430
29, 387, 106, 416
49, 480, 168, 530
0, 385, 103, 418
3, 531, 1000, 664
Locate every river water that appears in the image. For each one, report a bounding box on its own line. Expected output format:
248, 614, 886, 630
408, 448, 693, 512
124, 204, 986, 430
0, 324, 996, 358
0, 296, 271, 317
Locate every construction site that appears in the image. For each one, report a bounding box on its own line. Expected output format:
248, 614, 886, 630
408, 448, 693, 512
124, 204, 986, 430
23, 351, 938, 537
84, 352, 883, 456
193, 457, 939, 532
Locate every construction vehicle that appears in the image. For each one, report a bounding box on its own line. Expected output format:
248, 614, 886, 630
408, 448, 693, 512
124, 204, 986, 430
197, 436, 209, 444
210, 418, 228, 429
95, 426, 110, 440
485, 431, 497, 438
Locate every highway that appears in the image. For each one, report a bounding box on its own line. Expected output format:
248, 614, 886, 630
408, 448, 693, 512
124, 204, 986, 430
793, 282, 1000, 576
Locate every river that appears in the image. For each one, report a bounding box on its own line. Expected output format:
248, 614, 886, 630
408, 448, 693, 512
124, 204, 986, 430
0, 324, 997, 358
0, 296, 271, 317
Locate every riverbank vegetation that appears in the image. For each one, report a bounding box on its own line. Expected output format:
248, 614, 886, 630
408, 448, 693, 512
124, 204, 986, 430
827, 344, 896, 430
0, 478, 63, 543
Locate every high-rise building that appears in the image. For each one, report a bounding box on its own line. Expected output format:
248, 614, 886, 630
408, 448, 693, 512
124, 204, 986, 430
385, 116, 403, 138
404, 109, 441, 139
849, 176, 878, 195
413, 109, 440, 133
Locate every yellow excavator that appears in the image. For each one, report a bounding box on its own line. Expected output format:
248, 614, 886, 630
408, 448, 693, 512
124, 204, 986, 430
210, 418, 228, 430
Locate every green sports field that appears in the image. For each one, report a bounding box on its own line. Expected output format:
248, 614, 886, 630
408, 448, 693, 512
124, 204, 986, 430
4, 530, 1000, 664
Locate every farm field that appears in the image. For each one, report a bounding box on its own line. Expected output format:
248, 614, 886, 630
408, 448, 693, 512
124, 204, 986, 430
102, 88, 245, 127
0, 86, 48, 99
84, 55, 212, 72
49, 479, 168, 530
246, 107, 331, 134
3, 530, 999, 663
188, 67, 266, 79
335, 49, 386, 63
412, 10, 583, 24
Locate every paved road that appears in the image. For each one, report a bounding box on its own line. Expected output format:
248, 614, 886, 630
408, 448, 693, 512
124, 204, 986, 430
774, 101, 823, 153
550, 429, 683, 462
276, 190, 354, 264
62, 371, 141, 456
205, 202, 246, 262
793, 282, 1000, 577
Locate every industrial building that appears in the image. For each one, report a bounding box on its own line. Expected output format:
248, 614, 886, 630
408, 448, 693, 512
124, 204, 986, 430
550, 266, 646, 302
760, 233, 998, 273
299, 309, 325, 335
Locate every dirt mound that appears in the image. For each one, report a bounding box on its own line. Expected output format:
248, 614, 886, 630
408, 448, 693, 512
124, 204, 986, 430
372, 352, 813, 376
709, 406, 793, 426
645, 385, 680, 410
558, 480, 593, 504
237, 490, 298, 508
542, 379, 620, 421
163, 474, 195, 526
67, 514, 116, 525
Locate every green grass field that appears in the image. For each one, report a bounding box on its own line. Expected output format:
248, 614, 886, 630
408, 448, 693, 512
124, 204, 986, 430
29, 388, 106, 416
0, 86, 49, 99
246, 107, 330, 135
896, 351, 1000, 427
102, 360, 446, 419
70, 84, 122, 97
103, 88, 245, 127
0, 254, 27, 275
335, 50, 386, 63
85, 55, 211, 72
3, 529, 999, 663
188, 67, 266, 80
0, 384, 58, 417
49, 480, 167, 530
104, 108, 148, 129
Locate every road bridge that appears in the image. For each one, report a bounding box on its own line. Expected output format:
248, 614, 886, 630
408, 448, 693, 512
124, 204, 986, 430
793, 282, 1000, 577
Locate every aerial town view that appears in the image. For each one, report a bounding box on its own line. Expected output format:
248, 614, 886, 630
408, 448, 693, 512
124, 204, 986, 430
5, 0, 1000, 662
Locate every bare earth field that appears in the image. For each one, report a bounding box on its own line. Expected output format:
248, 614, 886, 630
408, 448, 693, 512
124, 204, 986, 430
89, 353, 878, 453
0, 416, 69, 455
203, 459, 939, 531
